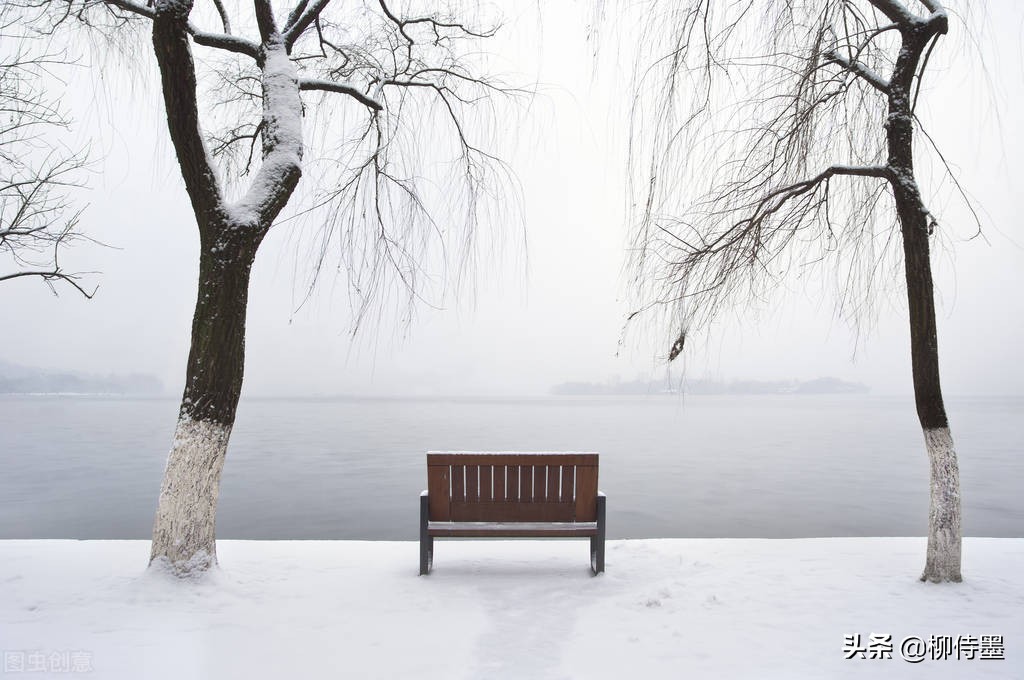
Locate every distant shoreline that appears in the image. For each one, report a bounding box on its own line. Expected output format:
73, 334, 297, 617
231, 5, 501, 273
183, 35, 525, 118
0, 359, 164, 396
551, 376, 870, 396
0, 391, 167, 397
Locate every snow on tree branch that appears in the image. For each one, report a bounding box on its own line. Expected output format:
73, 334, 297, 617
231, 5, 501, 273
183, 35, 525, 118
865, 0, 918, 25
225, 43, 302, 226
825, 49, 890, 93
100, 0, 260, 57
282, 0, 329, 50
33, 0, 521, 325
298, 78, 382, 110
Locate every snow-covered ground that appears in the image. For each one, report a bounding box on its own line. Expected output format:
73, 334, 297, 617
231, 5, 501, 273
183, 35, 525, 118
1, 538, 1021, 679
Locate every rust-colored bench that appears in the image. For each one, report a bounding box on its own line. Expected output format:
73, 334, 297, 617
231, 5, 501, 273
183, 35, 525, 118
419, 452, 606, 575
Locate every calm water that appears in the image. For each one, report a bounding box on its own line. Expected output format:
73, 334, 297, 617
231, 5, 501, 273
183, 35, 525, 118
0, 394, 1020, 540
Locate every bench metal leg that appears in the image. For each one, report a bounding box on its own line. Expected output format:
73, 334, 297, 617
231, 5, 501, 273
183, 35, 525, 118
419, 492, 433, 575
591, 492, 606, 574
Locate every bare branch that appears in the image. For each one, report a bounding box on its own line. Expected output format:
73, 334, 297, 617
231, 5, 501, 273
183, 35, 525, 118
0, 270, 96, 298
1, 4, 96, 297
377, 0, 496, 41
624, 0, 974, 352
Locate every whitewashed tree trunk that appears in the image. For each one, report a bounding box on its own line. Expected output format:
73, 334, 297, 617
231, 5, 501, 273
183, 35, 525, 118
921, 427, 962, 582
150, 417, 231, 573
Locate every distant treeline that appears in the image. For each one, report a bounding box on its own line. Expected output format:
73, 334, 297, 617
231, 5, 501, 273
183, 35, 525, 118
551, 376, 869, 396
0, 360, 163, 395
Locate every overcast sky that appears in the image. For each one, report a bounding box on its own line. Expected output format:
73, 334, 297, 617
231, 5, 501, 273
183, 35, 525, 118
3, 1, 1023, 398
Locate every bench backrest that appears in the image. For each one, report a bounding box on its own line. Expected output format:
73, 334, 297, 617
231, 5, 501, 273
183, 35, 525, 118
426, 452, 599, 522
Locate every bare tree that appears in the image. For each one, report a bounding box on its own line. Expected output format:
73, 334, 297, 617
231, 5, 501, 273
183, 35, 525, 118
1, 4, 93, 297
629, 0, 970, 581
40, 0, 518, 574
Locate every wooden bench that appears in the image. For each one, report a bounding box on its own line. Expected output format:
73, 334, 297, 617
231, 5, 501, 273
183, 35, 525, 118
419, 452, 606, 575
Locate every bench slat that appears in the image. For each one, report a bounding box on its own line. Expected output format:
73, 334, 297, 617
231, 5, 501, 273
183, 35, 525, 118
466, 464, 479, 501
450, 500, 576, 522
428, 452, 598, 466
480, 465, 493, 501
575, 465, 598, 521
547, 465, 560, 502
561, 465, 574, 502
494, 464, 507, 501
428, 521, 598, 538
508, 465, 520, 501
452, 464, 465, 502
427, 465, 451, 521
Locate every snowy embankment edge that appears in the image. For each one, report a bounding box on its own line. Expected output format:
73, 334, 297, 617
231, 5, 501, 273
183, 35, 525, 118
1, 538, 1021, 680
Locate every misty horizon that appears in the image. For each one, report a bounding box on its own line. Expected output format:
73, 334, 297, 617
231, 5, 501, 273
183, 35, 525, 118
7, 354, 1022, 399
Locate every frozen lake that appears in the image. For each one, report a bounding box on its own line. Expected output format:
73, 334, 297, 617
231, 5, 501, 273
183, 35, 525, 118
0, 393, 1020, 539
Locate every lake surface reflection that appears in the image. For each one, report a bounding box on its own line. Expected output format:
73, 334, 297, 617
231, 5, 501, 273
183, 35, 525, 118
1, 394, 1020, 539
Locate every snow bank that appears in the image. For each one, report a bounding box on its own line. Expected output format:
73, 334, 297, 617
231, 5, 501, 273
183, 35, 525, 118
1, 538, 1021, 679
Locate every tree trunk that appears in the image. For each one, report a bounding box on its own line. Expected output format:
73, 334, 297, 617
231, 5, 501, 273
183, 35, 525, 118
147, 0, 302, 575
150, 227, 262, 574
887, 21, 962, 583
897, 203, 962, 582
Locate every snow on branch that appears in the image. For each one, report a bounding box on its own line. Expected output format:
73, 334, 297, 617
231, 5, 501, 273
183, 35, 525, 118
190, 27, 258, 58
866, 0, 947, 32
865, 0, 918, 26
225, 44, 302, 226
39, 0, 521, 322
283, 0, 329, 50
99, 0, 259, 57
298, 79, 382, 110
825, 50, 890, 93
210, 0, 230, 34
